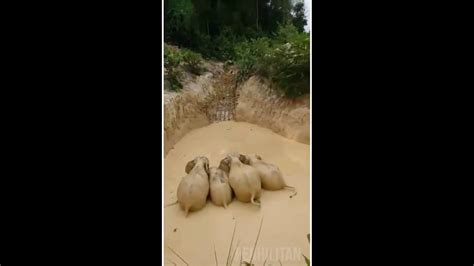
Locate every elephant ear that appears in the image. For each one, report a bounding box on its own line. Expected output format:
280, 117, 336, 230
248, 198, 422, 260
218, 157, 230, 173
185, 159, 196, 174
239, 154, 250, 164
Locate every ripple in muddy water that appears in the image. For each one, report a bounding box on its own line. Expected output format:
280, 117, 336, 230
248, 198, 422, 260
164, 121, 310, 266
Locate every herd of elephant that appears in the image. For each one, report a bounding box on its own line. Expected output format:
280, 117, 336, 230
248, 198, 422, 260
165, 152, 295, 217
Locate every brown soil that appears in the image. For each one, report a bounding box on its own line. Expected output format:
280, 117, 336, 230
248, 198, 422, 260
164, 121, 310, 266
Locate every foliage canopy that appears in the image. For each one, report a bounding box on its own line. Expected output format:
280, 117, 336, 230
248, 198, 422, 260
164, 0, 310, 97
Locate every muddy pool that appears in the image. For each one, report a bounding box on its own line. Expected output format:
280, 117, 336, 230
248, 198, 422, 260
164, 121, 310, 266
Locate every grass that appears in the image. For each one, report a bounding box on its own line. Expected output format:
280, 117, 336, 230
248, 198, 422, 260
170, 217, 308, 265
229, 240, 240, 265
249, 217, 264, 265
166, 245, 189, 266
240, 250, 242, 266
226, 221, 237, 266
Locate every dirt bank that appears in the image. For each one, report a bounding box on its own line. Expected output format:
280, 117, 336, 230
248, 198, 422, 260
165, 73, 310, 156
164, 121, 310, 266
164, 61, 225, 155
235, 76, 310, 145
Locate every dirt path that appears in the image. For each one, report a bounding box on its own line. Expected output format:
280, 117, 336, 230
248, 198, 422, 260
164, 121, 310, 266
207, 70, 238, 122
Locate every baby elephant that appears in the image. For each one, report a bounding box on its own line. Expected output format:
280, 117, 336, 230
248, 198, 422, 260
220, 153, 261, 207
175, 156, 210, 217
241, 154, 295, 191
209, 166, 233, 208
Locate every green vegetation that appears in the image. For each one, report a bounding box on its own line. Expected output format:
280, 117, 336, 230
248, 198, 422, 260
164, 0, 309, 97
292, 2, 307, 33
182, 48, 204, 75
234, 24, 309, 97
164, 45, 184, 91
164, 45, 204, 90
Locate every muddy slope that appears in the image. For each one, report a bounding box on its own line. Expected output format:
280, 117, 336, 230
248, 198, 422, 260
235, 76, 310, 144
164, 73, 216, 156
165, 67, 310, 156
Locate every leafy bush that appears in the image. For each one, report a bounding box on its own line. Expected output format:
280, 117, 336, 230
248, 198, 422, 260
181, 48, 204, 75
189, 29, 240, 61
267, 25, 309, 97
164, 45, 184, 91
234, 37, 271, 83
192, 33, 214, 58
234, 40, 254, 82
234, 23, 310, 97
164, 45, 206, 90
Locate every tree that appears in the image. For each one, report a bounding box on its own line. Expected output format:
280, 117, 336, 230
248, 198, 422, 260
164, 0, 195, 45
256, 0, 258, 31
191, 0, 212, 35
292, 2, 307, 32
164, 0, 301, 58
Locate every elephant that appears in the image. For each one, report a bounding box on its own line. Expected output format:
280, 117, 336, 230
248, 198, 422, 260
219, 152, 261, 207
166, 156, 210, 217
240, 154, 295, 192
209, 166, 233, 208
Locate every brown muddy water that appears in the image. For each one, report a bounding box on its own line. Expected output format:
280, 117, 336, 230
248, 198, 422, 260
164, 121, 310, 266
